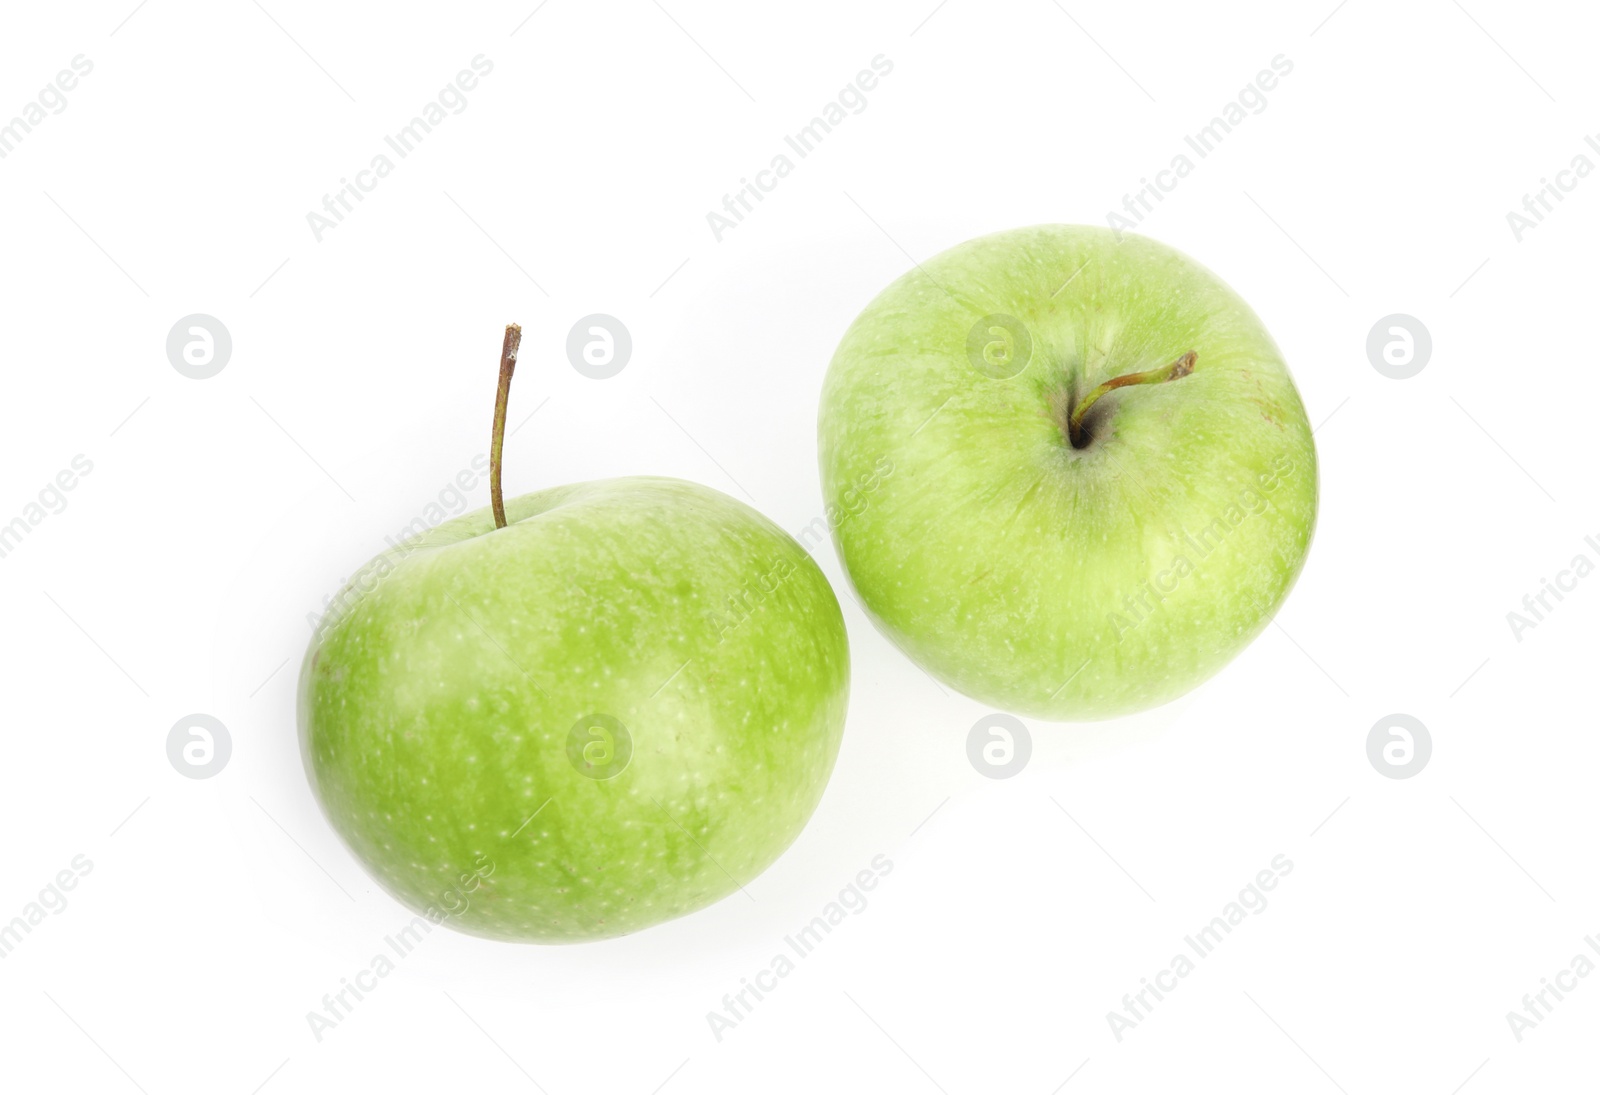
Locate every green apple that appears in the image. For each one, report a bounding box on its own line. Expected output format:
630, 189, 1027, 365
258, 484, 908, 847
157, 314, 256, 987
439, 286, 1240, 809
818, 226, 1317, 720
300, 328, 849, 942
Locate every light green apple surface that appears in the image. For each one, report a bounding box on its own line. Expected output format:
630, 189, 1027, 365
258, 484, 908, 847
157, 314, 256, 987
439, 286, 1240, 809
299, 477, 849, 942
819, 226, 1317, 720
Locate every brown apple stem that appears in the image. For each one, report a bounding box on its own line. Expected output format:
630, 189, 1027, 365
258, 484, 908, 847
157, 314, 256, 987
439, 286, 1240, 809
490, 323, 522, 530
1067, 350, 1197, 447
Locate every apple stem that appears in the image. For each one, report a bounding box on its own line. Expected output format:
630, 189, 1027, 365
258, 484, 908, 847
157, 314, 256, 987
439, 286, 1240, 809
490, 323, 522, 530
1067, 351, 1197, 448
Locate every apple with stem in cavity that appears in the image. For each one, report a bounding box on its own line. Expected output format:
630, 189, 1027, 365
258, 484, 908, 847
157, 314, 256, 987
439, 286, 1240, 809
818, 226, 1317, 720
299, 326, 849, 942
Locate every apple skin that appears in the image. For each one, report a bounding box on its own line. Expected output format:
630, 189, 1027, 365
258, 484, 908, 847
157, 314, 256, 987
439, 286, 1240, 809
298, 477, 849, 943
818, 226, 1317, 720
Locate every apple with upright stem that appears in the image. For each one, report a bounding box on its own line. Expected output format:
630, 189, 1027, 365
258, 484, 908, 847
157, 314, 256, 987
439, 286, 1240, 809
300, 326, 850, 942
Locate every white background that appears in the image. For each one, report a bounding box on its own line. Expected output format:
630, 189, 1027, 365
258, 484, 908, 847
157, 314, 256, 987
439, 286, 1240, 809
1, 1, 1595, 1091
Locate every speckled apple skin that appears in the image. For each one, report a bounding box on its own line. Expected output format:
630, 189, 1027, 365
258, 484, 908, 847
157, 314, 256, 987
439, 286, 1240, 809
818, 226, 1317, 720
298, 477, 849, 943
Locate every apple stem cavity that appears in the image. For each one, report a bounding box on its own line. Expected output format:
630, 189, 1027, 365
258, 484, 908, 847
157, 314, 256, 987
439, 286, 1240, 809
1067, 350, 1197, 449
490, 323, 523, 530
